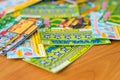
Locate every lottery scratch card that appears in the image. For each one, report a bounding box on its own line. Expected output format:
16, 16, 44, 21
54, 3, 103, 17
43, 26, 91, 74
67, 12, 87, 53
7, 32, 46, 58
38, 29, 111, 45
0, 0, 41, 17
20, 2, 79, 18
23, 45, 93, 73
0, 16, 42, 55
90, 12, 120, 40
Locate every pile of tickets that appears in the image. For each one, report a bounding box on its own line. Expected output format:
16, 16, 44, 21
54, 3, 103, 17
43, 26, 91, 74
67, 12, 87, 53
0, 0, 120, 73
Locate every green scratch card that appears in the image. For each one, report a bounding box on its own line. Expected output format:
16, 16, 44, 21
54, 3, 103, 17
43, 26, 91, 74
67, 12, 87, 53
23, 45, 93, 73
38, 29, 111, 45
20, 2, 79, 18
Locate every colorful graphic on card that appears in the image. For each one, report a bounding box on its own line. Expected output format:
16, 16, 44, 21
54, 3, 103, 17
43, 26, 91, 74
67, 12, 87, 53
99, 0, 119, 22
0, 16, 42, 55
7, 32, 46, 58
20, 2, 79, 18
90, 12, 120, 40
41, 17, 91, 29
23, 45, 92, 73
106, 2, 120, 26
0, 0, 41, 17
38, 29, 111, 45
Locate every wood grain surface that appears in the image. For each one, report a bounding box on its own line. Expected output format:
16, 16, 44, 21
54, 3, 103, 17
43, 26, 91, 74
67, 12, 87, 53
0, 40, 120, 80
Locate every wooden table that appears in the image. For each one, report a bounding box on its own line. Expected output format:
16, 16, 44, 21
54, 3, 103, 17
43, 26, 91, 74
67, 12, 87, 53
0, 40, 120, 80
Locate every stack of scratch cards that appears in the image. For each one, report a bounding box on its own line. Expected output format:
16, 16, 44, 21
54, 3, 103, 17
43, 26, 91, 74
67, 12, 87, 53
0, 16, 42, 55
0, 0, 119, 73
